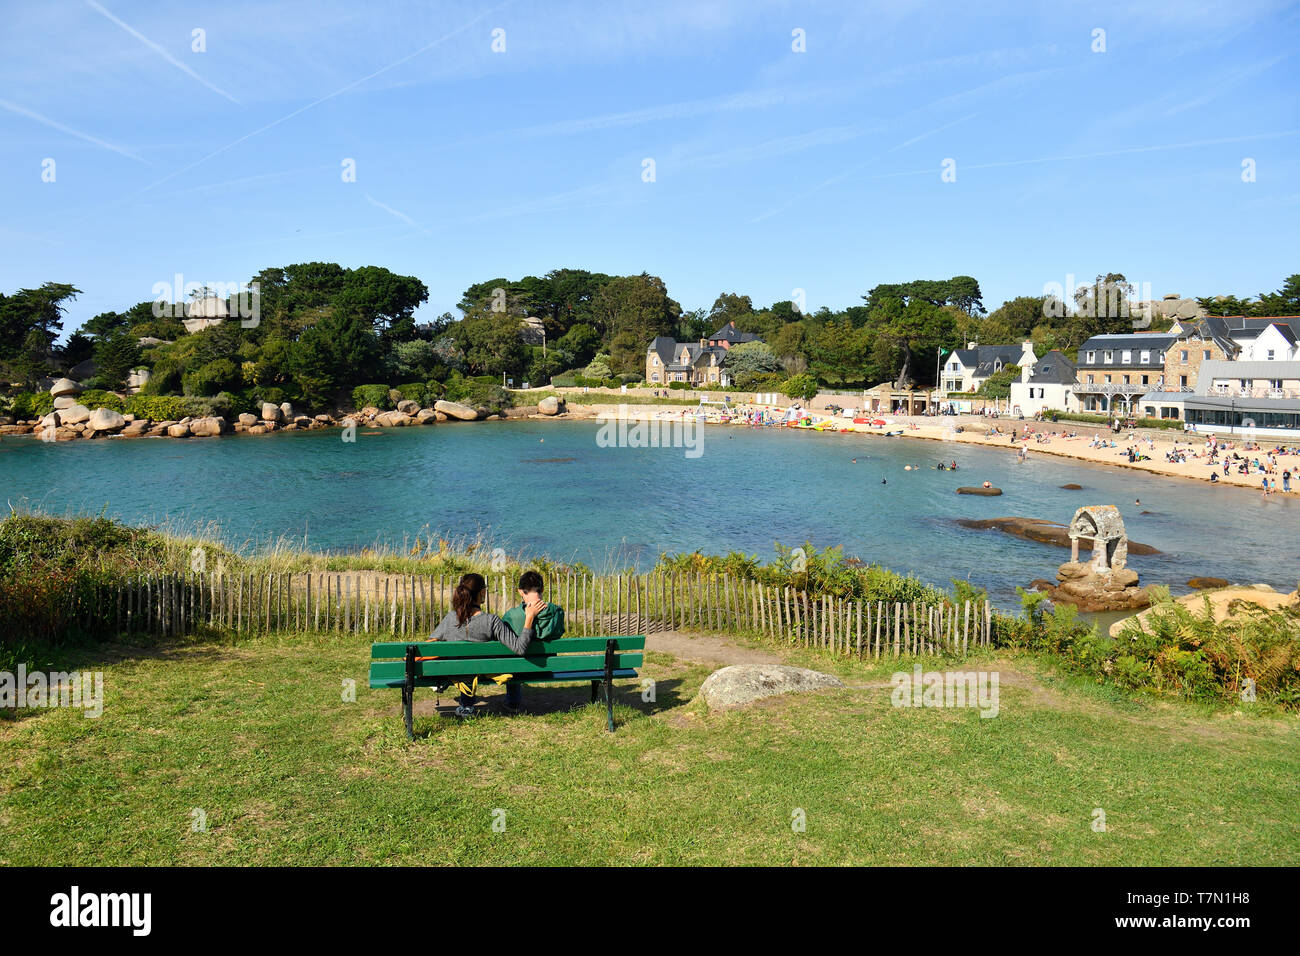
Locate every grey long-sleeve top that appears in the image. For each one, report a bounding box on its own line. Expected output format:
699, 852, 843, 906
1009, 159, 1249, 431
430, 610, 533, 655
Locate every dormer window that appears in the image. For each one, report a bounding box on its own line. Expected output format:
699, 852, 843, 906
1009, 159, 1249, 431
1104, 350, 1113, 362
1086, 351, 1095, 363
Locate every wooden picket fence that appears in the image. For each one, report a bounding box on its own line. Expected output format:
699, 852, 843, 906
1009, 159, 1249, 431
77, 570, 994, 659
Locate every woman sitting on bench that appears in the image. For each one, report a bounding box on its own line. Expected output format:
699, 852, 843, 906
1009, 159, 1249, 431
430, 572, 546, 717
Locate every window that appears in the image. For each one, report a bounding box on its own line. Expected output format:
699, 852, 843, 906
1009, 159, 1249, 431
1271, 379, 1283, 390
1104, 350, 1113, 362
1203, 350, 1211, 360
1105, 375, 1112, 383
1140, 350, 1150, 363
1180, 375, 1188, 387
1123, 375, 1130, 384
1087, 351, 1096, 363
1180, 350, 1188, 361
1121, 350, 1132, 363
1156, 351, 1164, 363
1086, 374, 1095, 383
1141, 375, 1149, 385
1267, 349, 1275, 360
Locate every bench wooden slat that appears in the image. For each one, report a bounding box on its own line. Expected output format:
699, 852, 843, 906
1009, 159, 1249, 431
369, 652, 642, 682
370, 636, 645, 659
369, 668, 639, 690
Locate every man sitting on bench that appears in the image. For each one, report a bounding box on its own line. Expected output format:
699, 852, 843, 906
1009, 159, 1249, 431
430, 572, 545, 717
501, 570, 566, 712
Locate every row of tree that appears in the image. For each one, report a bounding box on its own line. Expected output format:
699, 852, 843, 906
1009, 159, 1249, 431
2, 268, 1297, 412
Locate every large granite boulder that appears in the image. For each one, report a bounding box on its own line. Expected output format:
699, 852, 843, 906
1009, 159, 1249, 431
167, 422, 191, 438
1043, 561, 1149, 612
375, 410, 411, 427
396, 399, 420, 416
87, 407, 126, 433
279, 402, 294, 420
957, 486, 1002, 496
537, 396, 562, 415
189, 416, 226, 437
238, 413, 258, 426
434, 399, 479, 421
49, 378, 81, 398
416, 408, 438, 425
59, 404, 91, 425
260, 402, 283, 423
39, 411, 61, 429
53, 395, 79, 410
700, 664, 845, 711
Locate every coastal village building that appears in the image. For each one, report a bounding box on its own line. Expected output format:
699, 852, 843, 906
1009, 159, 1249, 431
705, 321, 762, 350
1009, 350, 1079, 417
1138, 360, 1300, 437
941, 342, 1035, 393
1072, 332, 1177, 415
645, 322, 762, 387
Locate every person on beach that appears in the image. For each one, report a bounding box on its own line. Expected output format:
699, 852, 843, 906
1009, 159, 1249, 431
1284, 470, 1292, 493
430, 572, 545, 717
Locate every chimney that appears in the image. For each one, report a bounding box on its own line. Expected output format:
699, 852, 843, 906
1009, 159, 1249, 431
967, 341, 976, 350
700, 339, 707, 348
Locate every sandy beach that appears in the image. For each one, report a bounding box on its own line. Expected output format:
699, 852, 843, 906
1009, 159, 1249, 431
579, 401, 1300, 495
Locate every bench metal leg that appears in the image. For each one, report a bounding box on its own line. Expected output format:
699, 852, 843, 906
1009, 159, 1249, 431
402, 644, 417, 740
603, 639, 616, 733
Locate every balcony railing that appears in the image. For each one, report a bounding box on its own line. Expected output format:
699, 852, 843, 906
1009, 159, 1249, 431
1212, 386, 1300, 400
1070, 382, 1156, 395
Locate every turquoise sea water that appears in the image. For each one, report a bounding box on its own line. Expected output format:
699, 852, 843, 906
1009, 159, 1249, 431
1, 421, 1294, 607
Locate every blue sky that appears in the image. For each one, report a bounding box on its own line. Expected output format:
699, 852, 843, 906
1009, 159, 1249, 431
1, 0, 1297, 333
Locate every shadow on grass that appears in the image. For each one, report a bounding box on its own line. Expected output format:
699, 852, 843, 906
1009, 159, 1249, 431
405, 677, 689, 737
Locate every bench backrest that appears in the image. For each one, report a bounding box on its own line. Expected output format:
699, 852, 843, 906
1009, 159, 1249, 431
369, 636, 645, 682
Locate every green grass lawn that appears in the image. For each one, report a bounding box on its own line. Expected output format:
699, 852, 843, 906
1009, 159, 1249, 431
2, 633, 1296, 865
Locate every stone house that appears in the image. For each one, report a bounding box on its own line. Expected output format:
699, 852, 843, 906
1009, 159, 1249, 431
646, 322, 762, 386
1072, 333, 1177, 414
646, 337, 729, 387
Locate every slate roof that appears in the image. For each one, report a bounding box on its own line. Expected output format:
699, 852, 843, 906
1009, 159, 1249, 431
951, 344, 1023, 377
1077, 333, 1177, 368
708, 321, 762, 345
1025, 350, 1077, 385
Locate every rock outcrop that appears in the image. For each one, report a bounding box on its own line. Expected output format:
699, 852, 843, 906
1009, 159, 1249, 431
87, 407, 126, 434
699, 664, 845, 711
434, 399, 480, 421
958, 517, 1159, 555
956, 486, 1002, 496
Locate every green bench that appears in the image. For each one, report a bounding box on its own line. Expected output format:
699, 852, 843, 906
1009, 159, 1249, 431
369, 636, 646, 738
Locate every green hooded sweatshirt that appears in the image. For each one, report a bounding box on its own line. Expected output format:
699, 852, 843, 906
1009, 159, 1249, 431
502, 602, 566, 642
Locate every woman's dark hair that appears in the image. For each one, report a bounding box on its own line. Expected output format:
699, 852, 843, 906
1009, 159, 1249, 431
452, 573, 486, 626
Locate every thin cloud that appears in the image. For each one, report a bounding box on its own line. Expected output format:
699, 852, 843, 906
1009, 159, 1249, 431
85, 0, 240, 104
0, 97, 145, 162
365, 193, 431, 235
137, 0, 518, 193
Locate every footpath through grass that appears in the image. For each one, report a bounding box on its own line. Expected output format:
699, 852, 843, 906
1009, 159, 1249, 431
1, 632, 1296, 865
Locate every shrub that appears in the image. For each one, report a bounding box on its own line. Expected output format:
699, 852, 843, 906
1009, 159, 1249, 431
351, 384, 392, 412
668, 381, 690, 390
182, 358, 240, 397
6, 391, 53, 419
395, 382, 429, 407
125, 395, 189, 421
76, 390, 126, 413
782, 373, 819, 401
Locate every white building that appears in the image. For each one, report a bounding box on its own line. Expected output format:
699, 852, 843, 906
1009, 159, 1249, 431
942, 341, 1036, 393
1009, 350, 1079, 417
